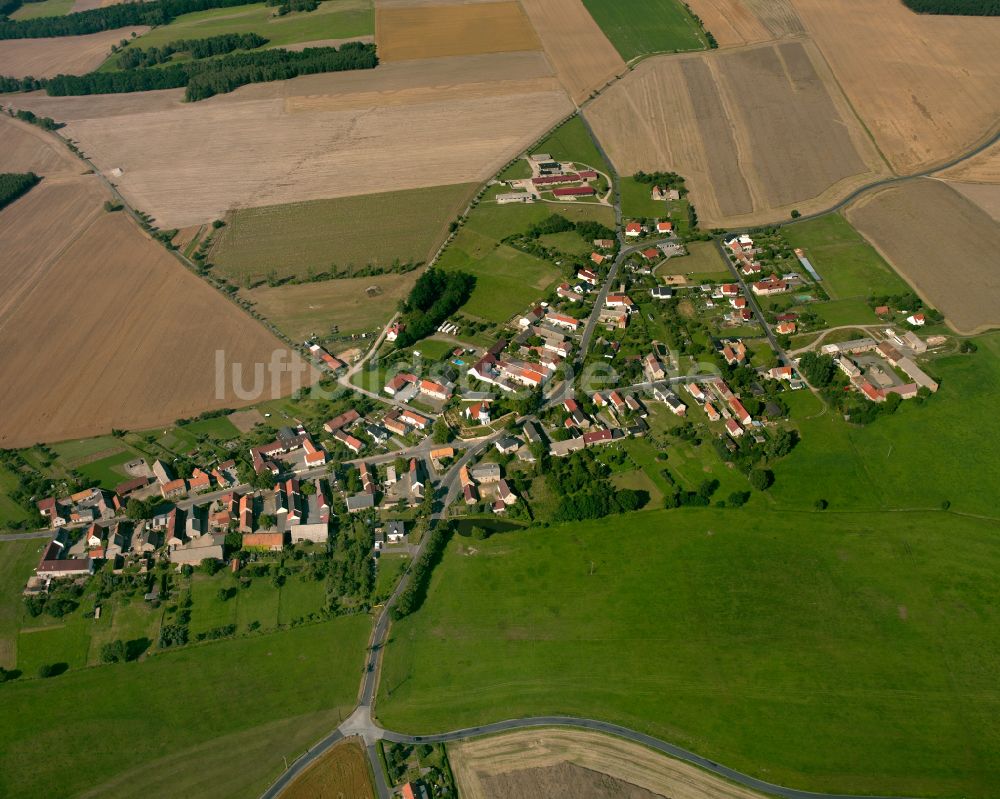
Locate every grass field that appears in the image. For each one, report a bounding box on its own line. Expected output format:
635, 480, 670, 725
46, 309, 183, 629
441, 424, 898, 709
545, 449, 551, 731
533, 115, 610, 173
102, 0, 374, 68
378, 508, 1000, 798
658, 240, 727, 275
0, 540, 43, 667
10, 0, 74, 19
619, 175, 668, 219
0, 466, 31, 529
210, 184, 477, 284
581, 0, 708, 61
440, 199, 613, 323
784, 213, 910, 300
2, 616, 371, 799
242, 270, 417, 340
806, 297, 881, 327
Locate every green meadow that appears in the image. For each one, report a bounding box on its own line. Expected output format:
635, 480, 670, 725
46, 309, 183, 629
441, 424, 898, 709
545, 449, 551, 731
378, 509, 1000, 798
619, 175, 668, 219
533, 115, 611, 174
581, 0, 708, 62
1, 616, 371, 799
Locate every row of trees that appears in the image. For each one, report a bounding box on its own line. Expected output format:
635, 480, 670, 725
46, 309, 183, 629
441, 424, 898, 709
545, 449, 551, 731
2, 42, 377, 101
0, 0, 269, 39
902, 0, 999, 13
546, 450, 645, 522
392, 524, 452, 619
117, 32, 267, 69
0, 171, 39, 211
394, 267, 475, 348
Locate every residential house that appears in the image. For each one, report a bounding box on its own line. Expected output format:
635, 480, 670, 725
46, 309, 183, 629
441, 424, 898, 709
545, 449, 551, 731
346, 492, 375, 513
650, 286, 673, 300
161, 478, 187, 500
624, 222, 642, 237
656, 221, 673, 235
577, 268, 599, 285
752, 276, 788, 296
418, 379, 451, 402
324, 409, 360, 433
907, 313, 926, 326
385, 322, 405, 342
470, 462, 501, 483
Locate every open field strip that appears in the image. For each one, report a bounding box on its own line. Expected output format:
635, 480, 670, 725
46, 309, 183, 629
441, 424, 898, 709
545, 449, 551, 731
845, 179, 1000, 335
0, 26, 149, 77
684, 0, 803, 47
10, 0, 75, 19
585, 40, 888, 228
280, 737, 375, 799
14, 51, 571, 227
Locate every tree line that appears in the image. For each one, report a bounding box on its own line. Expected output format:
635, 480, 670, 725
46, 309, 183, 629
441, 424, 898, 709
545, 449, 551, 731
0, 42, 377, 101
0, 171, 39, 211
902, 0, 999, 13
392, 524, 452, 619
117, 32, 267, 69
0, 0, 281, 39
394, 267, 475, 348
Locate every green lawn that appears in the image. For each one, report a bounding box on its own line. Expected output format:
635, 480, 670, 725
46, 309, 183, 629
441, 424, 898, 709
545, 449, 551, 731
620, 176, 667, 219
0, 540, 44, 668
808, 297, 882, 327
374, 552, 410, 604
211, 183, 477, 283
439, 199, 613, 323
581, 0, 708, 62
660, 240, 728, 275
102, 0, 374, 69
784, 213, 911, 301
1, 616, 371, 799
10, 0, 74, 19
76, 450, 139, 489
378, 508, 1000, 798
532, 115, 611, 173
538, 230, 593, 256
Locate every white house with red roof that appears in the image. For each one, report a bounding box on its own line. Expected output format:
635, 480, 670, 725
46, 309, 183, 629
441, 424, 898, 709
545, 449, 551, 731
625, 221, 642, 237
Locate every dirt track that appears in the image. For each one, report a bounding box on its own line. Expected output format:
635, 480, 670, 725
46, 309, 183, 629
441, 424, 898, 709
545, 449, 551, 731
450, 729, 771, 799
0, 26, 148, 77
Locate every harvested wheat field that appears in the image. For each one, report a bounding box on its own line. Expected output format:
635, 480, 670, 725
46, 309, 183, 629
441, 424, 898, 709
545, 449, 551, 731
937, 140, 1000, 185
519, 0, 625, 103
0, 26, 148, 77
14, 51, 571, 228
376, 1, 539, 62
793, 0, 1000, 174
280, 737, 374, 799
945, 182, 1000, 223
450, 728, 770, 799
0, 115, 82, 178
586, 40, 887, 227
846, 179, 1000, 335
685, 0, 802, 47
0, 176, 308, 447
242, 272, 419, 341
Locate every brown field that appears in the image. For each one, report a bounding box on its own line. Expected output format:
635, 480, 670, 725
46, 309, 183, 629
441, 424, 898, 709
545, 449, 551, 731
241, 272, 419, 341
449, 728, 770, 799
0, 115, 82, 177
0, 26, 148, 77
280, 737, 374, 799
936, 141, 1000, 185
944, 182, 1000, 222
376, 1, 540, 62
685, 0, 802, 47
519, 0, 625, 104
14, 51, 571, 228
792, 0, 1000, 174
0, 172, 308, 447
72, 0, 128, 10
585, 40, 887, 227
846, 179, 1000, 335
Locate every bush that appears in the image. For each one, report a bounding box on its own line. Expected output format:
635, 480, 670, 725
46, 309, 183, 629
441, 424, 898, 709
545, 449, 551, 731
749, 468, 774, 491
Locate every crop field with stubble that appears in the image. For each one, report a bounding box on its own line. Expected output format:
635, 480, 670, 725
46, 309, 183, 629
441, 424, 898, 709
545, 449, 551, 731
845, 179, 1000, 335
14, 51, 571, 228
585, 40, 888, 228
0, 25, 149, 77
210, 183, 478, 283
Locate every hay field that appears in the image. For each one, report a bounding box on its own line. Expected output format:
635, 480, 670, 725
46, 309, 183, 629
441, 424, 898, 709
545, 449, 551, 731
210, 183, 478, 283
793, 0, 1000, 174
585, 40, 887, 227
450, 729, 769, 799
281, 737, 374, 799
846, 179, 1000, 335
376, 1, 540, 61
684, 0, 802, 47
0, 176, 307, 447
242, 272, 418, 340
519, 0, 625, 103
0, 26, 148, 77
14, 51, 571, 228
